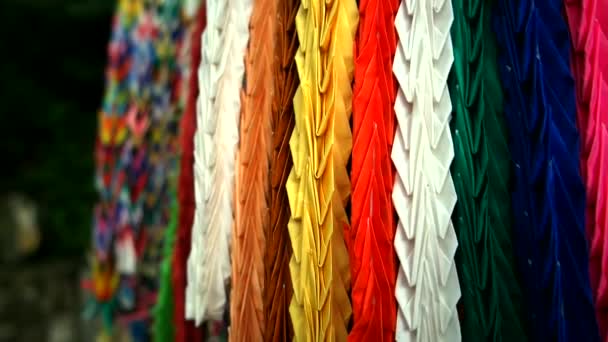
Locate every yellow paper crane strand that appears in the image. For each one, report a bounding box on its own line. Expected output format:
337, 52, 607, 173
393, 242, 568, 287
287, 0, 357, 340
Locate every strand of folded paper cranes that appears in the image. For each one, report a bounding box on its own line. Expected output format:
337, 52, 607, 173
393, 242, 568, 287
89, 0, 186, 339
564, 0, 608, 338
449, 0, 527, 340
92, 0, 608, 341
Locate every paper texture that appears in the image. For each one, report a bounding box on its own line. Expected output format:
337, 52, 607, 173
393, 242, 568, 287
447, 0, 528, 339
494, 0, 599, 340
187, 0, 253, 324
263, 0, 299, 339
230, 0, 275, 338
286, 0, 357, 340
392, 0, 461, 340
348, 0, 399, 340
565, 0, 608, 337
171, 5, 207, 341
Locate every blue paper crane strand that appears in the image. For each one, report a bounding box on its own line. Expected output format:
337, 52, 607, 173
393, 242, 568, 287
492, 0, 600, 340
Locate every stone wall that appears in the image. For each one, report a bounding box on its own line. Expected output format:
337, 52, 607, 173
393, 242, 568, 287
0, 261, 90, 342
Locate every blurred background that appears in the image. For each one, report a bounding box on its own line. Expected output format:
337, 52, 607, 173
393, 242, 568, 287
0, 0, 113, 340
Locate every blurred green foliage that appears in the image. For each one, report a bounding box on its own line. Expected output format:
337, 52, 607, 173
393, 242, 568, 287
0, 0, 114, 258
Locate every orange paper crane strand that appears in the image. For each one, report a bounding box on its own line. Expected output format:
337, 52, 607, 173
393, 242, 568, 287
231, 0, 276, 338
264, 0, 299, 339
287, 0, 357, 340
348, 0, 400, 340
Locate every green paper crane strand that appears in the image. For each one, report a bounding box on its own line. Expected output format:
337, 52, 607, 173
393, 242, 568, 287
448, 0, 528, 340
152, 192, 179, 342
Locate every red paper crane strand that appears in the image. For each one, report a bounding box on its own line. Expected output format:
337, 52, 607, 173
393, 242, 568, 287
348, 0, 399, 340
171, 4, 206, 342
